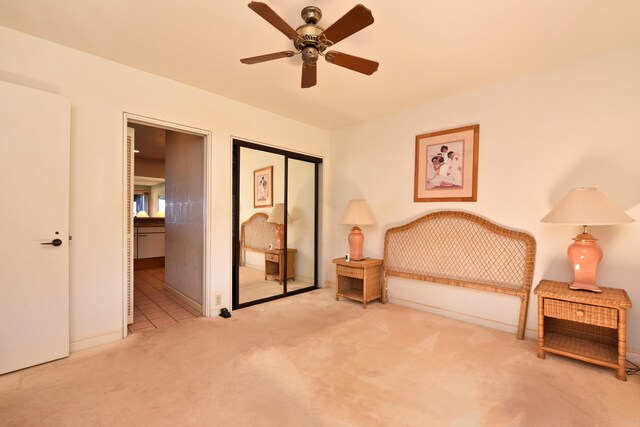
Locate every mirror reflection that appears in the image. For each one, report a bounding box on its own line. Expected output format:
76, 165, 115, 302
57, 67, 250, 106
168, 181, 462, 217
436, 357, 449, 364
286, 158, 315, 291
235, 143, 319, 307
238, 148, 285, 304
134, 177, 165, 218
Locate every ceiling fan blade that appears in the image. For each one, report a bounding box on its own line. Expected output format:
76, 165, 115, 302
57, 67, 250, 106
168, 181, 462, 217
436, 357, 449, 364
301, 63, 317, 88
321, 4, 374, 45
240, 51, 296, 64
325, 51, 379, 75
248, 2, 299, 40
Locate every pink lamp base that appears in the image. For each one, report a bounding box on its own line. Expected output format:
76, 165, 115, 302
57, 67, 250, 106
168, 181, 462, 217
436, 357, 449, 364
569, 281, 602, 293
274, 224, 284, 249
348, 227, 365, 261
567, 232, 602, 293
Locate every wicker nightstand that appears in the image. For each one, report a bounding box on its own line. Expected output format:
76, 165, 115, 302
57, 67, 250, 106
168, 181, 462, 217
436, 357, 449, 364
264, 248, 296, 284
333, 258, 383, 308
534, 280, 632, 381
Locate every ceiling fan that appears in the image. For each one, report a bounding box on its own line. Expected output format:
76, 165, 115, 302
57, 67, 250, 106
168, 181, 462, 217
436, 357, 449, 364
240, 2, 379, 88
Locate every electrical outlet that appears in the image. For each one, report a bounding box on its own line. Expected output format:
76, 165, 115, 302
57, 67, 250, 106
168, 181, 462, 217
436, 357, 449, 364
215, 294, 222, 306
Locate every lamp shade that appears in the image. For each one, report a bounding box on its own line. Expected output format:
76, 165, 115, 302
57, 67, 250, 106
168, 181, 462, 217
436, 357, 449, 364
541, 187, 634, 225
339, 199, 377, 226
267, 203, 293, 224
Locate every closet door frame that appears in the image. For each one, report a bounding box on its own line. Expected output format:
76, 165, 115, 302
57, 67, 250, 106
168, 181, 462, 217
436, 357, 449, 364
232, 139, 321, 310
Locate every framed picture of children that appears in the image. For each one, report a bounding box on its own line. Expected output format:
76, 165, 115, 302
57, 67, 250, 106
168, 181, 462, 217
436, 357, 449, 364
414, 124, 479, 202
253, 166, 273, 208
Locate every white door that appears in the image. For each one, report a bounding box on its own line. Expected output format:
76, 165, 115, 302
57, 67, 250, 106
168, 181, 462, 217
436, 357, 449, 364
0, 81, 71, 375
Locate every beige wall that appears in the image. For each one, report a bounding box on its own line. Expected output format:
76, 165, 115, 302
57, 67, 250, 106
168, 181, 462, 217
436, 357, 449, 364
239, 148, 284, 224
0, 25, 329, 351
327, 48, 640, 357
164, 131, 204, 304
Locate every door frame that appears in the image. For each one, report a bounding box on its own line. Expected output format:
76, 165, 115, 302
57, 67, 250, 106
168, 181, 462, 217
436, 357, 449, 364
122, 113, 212, 338
232, 138, 322, 309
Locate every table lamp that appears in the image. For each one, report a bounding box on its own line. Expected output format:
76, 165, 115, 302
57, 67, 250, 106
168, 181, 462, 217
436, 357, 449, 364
267, 203, 293, 249
541, 187, 634, 292
339, 199, 376, 261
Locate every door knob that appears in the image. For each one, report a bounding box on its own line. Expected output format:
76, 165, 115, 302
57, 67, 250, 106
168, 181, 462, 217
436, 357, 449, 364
41, 238, 63, 247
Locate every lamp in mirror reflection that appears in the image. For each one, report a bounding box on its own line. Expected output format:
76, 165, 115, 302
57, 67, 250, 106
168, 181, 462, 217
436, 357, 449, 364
541, 187, 634, 292
267, 203, 293, 249
340, 199, 376, 261
135, 210, 149, 218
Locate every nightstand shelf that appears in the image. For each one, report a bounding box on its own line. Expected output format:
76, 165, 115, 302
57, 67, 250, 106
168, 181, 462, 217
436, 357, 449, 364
337, 287, 363, 301
534, 280, 632, 381
543, 332, 618, 368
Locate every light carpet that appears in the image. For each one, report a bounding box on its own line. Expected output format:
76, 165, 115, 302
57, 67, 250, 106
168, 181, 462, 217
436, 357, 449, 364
1, 288, 638, 426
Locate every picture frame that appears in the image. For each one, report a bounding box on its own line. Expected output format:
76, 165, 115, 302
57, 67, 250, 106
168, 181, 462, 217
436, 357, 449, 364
253, 166, 273, 208
414, 124, 479, 202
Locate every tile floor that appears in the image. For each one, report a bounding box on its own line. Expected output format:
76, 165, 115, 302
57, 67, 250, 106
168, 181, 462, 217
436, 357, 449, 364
128, 267, 202, 333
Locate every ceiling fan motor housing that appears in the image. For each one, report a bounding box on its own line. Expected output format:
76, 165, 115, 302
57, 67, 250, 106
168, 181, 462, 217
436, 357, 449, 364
295, 24, 326, 58
295, 6, 327, 65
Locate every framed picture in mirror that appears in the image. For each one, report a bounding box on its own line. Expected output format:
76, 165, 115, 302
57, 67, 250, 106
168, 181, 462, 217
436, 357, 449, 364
254, 165, 273, 208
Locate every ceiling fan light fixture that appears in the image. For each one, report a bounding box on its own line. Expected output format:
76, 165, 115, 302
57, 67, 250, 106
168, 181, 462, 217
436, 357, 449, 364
301, 46, 319, 64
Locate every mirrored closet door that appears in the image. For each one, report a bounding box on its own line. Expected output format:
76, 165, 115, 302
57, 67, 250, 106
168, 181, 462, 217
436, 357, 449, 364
232, 139, 321, 309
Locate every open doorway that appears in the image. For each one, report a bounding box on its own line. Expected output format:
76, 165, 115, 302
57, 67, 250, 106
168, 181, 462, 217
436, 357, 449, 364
123, 115, 211, 336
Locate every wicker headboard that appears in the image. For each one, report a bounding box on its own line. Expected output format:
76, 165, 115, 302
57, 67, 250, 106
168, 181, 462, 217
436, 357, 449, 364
383, 210, 536, 339
240, 212, 275, 265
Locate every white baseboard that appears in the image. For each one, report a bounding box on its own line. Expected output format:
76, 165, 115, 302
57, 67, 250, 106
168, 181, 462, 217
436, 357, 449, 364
294, 274, 314, 285
244, 261, 264, 271
322, 281, 335, 289
627, 350, 640, 365
390, 295, 536, 338
163, 284, 203, 312
70, 330, 122, 352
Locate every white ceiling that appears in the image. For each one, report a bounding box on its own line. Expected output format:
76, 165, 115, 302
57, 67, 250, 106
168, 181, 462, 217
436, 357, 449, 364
1, 1, 639, 130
